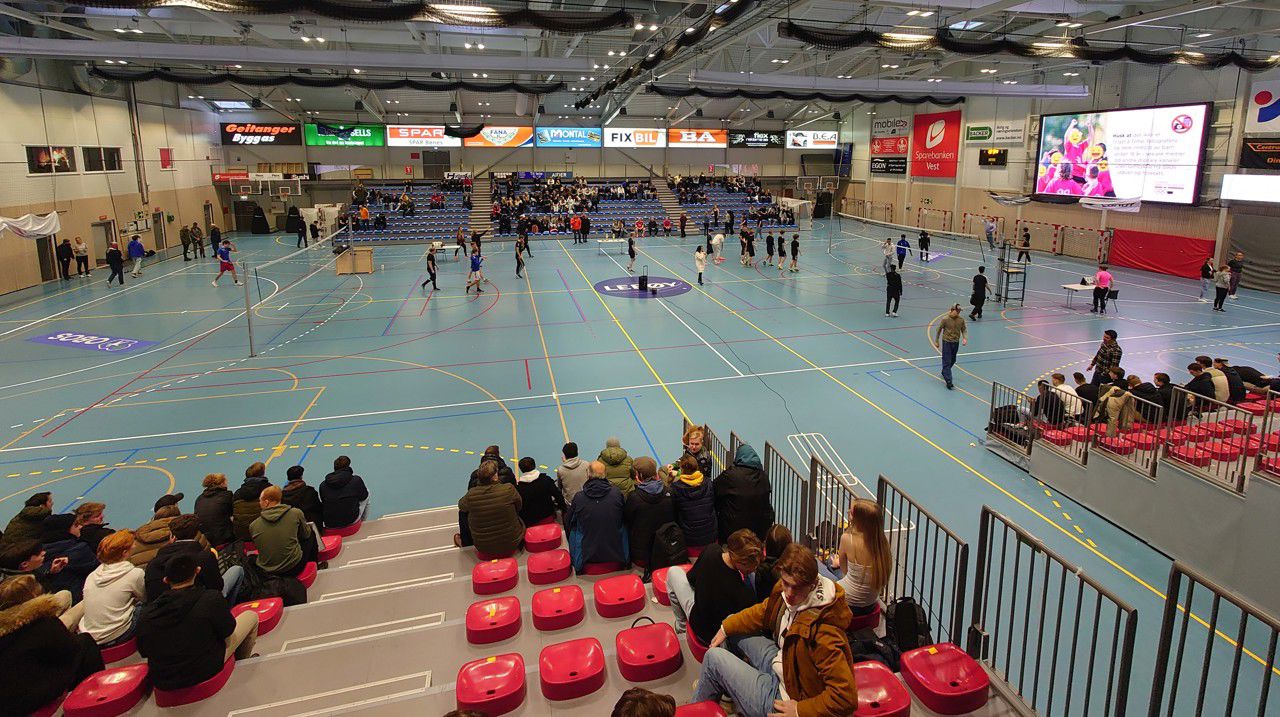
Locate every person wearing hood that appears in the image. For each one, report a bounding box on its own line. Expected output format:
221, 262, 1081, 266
282, 465, 324, 530
566, 461, 627, 572
250, 486, 316, 578
713, 443, 774, 543
598, 437, 635, 496
623, 457, 675, 570
515, 457, 565, 527
458, 462, 524, 558
666, 529, 763, 646
0, 492, 53, 551
470, 445, 516, 487
136, 554, 258, 692
128, 502, 186, 567
0, 575, 105, 716
194, 473, 235, 548
78, 530, 146, 647
672, 455, 717, 549
72, 502, 114, 553
696, 543, 858, 717
556, 442, 591, 504
1213, 357, 1247, 404
321, 455, 370, 530
146, 514, 242, 603
232, 462, 271, 542
40, 513, 99, 601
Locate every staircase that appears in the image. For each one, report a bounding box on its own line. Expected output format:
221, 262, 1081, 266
653, 181, 685, 223
468, 175, 492, 234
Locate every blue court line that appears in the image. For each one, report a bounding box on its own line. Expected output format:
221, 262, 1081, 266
864, 371, 983, 441
61, 448, 140, 511
298, 429, 325, 465
624, 396, 658, 458
266, 277, 349, 346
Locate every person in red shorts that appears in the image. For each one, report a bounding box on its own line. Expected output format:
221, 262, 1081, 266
212, 239, 241, 286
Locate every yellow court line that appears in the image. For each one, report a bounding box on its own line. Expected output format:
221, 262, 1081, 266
0, 465, 175, 505
267, 386, 326, 465
525, 271, 569, 442
558, 241, 689, 422
1, 412, 65, 451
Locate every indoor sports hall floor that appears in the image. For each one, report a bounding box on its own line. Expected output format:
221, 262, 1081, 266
1, 217, 1277, 711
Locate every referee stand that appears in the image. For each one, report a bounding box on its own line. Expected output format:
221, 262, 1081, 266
994, 240, 1027, 306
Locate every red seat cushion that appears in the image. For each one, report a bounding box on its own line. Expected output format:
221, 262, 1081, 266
322, 520, 362, 538
579, 561, 626, 575
1262, 457, 1280, 475
853, 660, 912, 717
154, 658, 234, 707
676, 703, 728, 717
593, 574, 646, 618
1040, 429, 1072, 446
524, 523, 563, 553
466, 596, 522, 645
687, 627, 709, 663
317, 534, 342, 562
1259, 432, 1280, 452
847, 604, 881, 633
1127, 432, 1160, 451
1238, 401, 1267, 416
1169, 444, 1214, 467
1064, 426, 1091, 442
1097, 436, 1135, 455
527, 549, 572, 586
531, 585, 585, 632
1204, 440, 1245, 461
687, 545, 706, 559
472, 558, 520, 595
456, 653, 526, 716
232, 598, 284, 636
1174, 425, 1213, 443
1219, 418, 1257, 434
650, 564, 692, 607
539, 637, 607, 701
297, 561, 318, 589
616, 622, 684, 682
62, 664, 150, 717
900, 643, 990, 714
99, 636, 137, 664
1162, 430, 1189, 447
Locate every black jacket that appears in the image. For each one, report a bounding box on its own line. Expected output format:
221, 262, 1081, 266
1031, 389, 1067, 427
78, 523, 115, 553
623, 484, 676, 566
1235, 365, 1266, 387
41, 529, 98, 602
1074, 382, 1100, 408
137, 585, 237, 690
1186, 373, 1217, 401
282, 481, 325, 530
567, 477, 627, 569
56, 242, 73, 261
515, 473, 565, 527
1221, 366, 1246, 404
1129, 382, 1164, 422
469, 455, 516, 488
194, 486, 235, 547
0, 594, 104, 715
231, 477, 271, 542
671, 474, 717, 547
684, 543, 760, 645
886, 272, 903, 297
144, 540, 224, 602
320, 468, 369, 529
713, 449, 774, 543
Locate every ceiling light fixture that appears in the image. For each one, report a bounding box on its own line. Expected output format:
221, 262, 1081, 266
649, 24, 658, 31
1195, 32, 1213, 38
635, 22, 645, 30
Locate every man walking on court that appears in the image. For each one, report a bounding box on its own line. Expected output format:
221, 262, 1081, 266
1087, 329, 1123, 386
935, 304, 968, 390
420, 247, 438, 291
127, 235, 146, 277
179, 224, 192, 261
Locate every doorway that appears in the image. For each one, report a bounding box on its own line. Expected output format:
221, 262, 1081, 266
34, 236, 56, 281
421, 151, 449, 180
90, 221, 114, 268
151, 211, 166, 250
203, 202, 214, 230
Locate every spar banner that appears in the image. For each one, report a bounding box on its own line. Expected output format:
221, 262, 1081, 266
464, 127, 535, 147
220, 123, 301, 146
1240, 139, 1280, 170
386, 125, 462, 147
910, 110, 962, 178
728, 130, 784, 148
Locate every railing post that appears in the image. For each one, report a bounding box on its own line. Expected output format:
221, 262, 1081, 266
803, 455, 819, 547
1146, 566, 1186, 717
966, 507, 993, 659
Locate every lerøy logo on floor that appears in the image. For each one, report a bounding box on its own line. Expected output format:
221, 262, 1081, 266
594, 276, 692, 299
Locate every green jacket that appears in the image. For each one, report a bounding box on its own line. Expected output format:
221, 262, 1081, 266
459, 483, 524, 556
0, 506, 51, 551
250, 504, 312, 574
598, 446, 634, 496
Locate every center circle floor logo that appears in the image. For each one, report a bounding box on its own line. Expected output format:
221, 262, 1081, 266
594, 275, 692, 299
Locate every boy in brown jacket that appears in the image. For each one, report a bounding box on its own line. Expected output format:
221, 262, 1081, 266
694, 543, 857, 717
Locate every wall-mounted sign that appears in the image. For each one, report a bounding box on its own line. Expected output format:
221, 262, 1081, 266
385, 125, 462, 147
303, 123, 384, 147
212, 171, 250, 182
668, 129, 728, 148
519, 171, 573, 179
978, 148, 1009, 167
870, 157, 907, 174
911, 110, 962, 178
220, 123, 301, 146
1240, 140, 1280, 170
966, 121, 1026, 145
869, 136, 909, 156
604, 128, 667, 148
728, 130, 785, 148
786, 130, 838, 149
871, 117, 910, 137
535, 127, 603, 148
464, 127, 535, 147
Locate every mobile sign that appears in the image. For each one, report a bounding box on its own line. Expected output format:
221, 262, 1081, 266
220, 123, 301, 146
303, 123, 385, 147
386, 125, 462, 147
535, 127, 603, 148
28, 331, 158, 353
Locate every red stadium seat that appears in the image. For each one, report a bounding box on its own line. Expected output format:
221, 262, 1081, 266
531, 585, 586, 632
456, 653, 526, 716
532, 515, 557, 526
323, 520, 362, 538
524, 523, 563, 553
318, 534, 342, 562
1162, 430, 1189, 447
1169, 444, 1214, 467
99, 636, 137, 664
853, 661, 912, 716
579, 561, 627, 575
473, 558, 520, 595
687, 545, 705, 560
1064, 426, 1091, 442
1237, 401, 1267, 416
1040, 429, 1072, 446
848, 604, 881, 633
466, 596, 522, 645
593, 574, 646, 618
650, 564, 692, 607
1219, 418, 1256, 434
297, 562, 318, 589
232, 598, 284, 636
61, 664, 150, 717
1128, 432, 1160, 451
154, 658, 234, 707
527, 549, 573, 585
616, 621, 684, 682
675, 703, 728, 717
539, 637, 607, 700
1097, 436, 1135, 455
900, 643, 990, 714
1204, 440, 1245, 461
1174, 425, 1213, 443
686, 627, 709, 663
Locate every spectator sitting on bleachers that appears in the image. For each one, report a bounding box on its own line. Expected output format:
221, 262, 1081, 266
456, 448, 517, 548
0, 574, 105, 716
1093, 380, 1137, 436
1127, 376, 1164, 423
754, 524, 792, 601
195, 473, 235, 549
320, 455, 369, 530
282, 465, 324, 531
1073, 371, 1099, 410
41, 513, 98, 601
458, 462, 524, 558
373, 213, 387, 231
1222, 360, 1268, 391
824, 499, 891, 616
1213, 358, 1247, 403
0, 492, 53, 551
556, 442, 590, 505
136, 554, 259, 691
515, 457, 565, 527
232, 462, 271, 542
695, 543, 858, 716
713, 443, 774, 543
598, 437, 635, 497
251, 486, 316, 578
566, 461, 627, 571
1196, 355, 1230, 403
129, 502, 185, 567
0, 538, 71, 600
78, 530, 145, 647
1154, 373, 1176, 419
672, 455, 717, 549
1185, 363, 1217, 407
1030, 380, 1068, 427
666, 529, 763, 646
72, 502, 114, 554
611, 687, 676, 716
146, 514, 241, 603
1049, 373, 1083, 420
623, 457, 674, 572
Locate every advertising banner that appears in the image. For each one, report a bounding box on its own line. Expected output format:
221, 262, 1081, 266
464, 126, 535, 147
965, 121, 1026, 145
220, 123, 301, 146
519, 171, 573, 179
728, 130, 785, 148
869, 136, 909, 156
1245, 81, 1280, 134
668, 128, 728, 148
910, 110, 962, 178
870, 157, 907, 174
535, 127, 603, 148
385, 125, 462, 147
604, 127, 667, 148
444, 171, 473, 179
1240, 139, 1280, 170
212, 171, 250, 182
871, 117, 910, 138
303, 123, 384, 147
786, 130, 838, 149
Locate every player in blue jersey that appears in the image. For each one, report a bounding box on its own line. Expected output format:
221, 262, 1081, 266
212, 239, 241, 286
465, 248, 486, 294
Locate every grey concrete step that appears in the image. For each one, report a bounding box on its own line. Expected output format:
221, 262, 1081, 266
349, 506, 456, 540
327, 522, 458, 567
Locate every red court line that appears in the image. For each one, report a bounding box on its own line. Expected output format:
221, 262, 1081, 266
416, 288, 435, 316
524, 358, 532, 390
861, 330, 909, 353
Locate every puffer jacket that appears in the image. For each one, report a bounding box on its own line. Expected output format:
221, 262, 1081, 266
598, 445, 634, 496
566, 477, 627, 571
671, 471, 717, 547
1093, 386, 1138, 437
713, 444, 774, 542
0, 504, 51, 550
249, 504, 311, 574
231, 477, 271, 541
0, 594, 104, 715
458, 483, 524, 557
128, 517, 176, 567
194, 486, 234, 547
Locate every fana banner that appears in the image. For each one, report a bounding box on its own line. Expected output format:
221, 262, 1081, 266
604, 128, 667, 148
535, 127, 603, 148
385, 125, 462, 147
464, 127, 535, 147
786, 130, 838, 149
667, 128, 728, 148
304, 123, 384, 147
910, 109, 962, 178
728, 130, 784, 148
220, 123, 301, 146
0, 212, 61, 238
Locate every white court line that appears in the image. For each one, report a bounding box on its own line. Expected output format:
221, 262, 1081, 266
226, 671, 433, 717
788, 432, 914, 533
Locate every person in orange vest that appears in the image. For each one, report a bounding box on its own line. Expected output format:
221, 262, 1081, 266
358, 204, 370, 232
570, 215, 583, 244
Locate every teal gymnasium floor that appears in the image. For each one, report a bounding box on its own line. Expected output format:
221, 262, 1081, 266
1, 217, 1277, 712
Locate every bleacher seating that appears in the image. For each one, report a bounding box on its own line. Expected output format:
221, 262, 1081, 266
492, 180, 668, 238
346, 185, 470, 245
679, 183, 797, 230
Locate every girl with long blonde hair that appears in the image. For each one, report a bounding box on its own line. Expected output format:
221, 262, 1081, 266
832, 498, 893, 613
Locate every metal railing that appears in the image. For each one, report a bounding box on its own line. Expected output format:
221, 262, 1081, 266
988, 382, 1039, 458
1250, 389, 1280, 482
1162, 387, 1255, 493
1147, 562, 1280, 717
682, 418, 730, 480
807, 455, 853, 558
968, 506, 1138, 717
1092, 391, 1165, 478
876, 475, 969, 645
1035, 384, 1095, 466
763, 441, 809, 544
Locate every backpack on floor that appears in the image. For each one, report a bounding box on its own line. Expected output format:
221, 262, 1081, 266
850, 636, 903, 672
885, 597, 933, 652
649, 522, 689, 571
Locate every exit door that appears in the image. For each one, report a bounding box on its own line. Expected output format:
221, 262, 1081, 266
151, 211, 166, 249
90, 222, 114, 266
34, 236, 56, 281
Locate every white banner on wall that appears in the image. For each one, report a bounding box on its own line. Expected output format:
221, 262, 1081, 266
603, 128, 667, 148
966, 121, 1026, 145
871, 117, 910, 138
786, 130, 838, 149
0, 212, 61, 238
386, 125, 463, 147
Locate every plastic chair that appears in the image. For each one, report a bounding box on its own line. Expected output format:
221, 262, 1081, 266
848, 604, 882, 633
616, 619, 684, 682
232, 598, 284, 636
323, 520, 362, 538
456, 653, 526, 716
317, 534, 342, 562
61, 664, 150, 717
593, 574, 646, 618
852, 660, 912, 716
539, 637, 607, 700
899, 643, 990, 715
527, 549, 572, 585
99, 636, 138, 664
579, 561, 626, 576
465, 596, 522, 645
649, 564, 692, 607
472, 558, 520, 595
686, 628, 709, 663
297, 562, 318, 589
154, 658, 234, 707
675, 703, 728, 717
531, 584, 586, 632
524, 523, 563, 553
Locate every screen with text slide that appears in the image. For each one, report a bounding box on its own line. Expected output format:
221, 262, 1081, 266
1033, 103, 1210, 205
